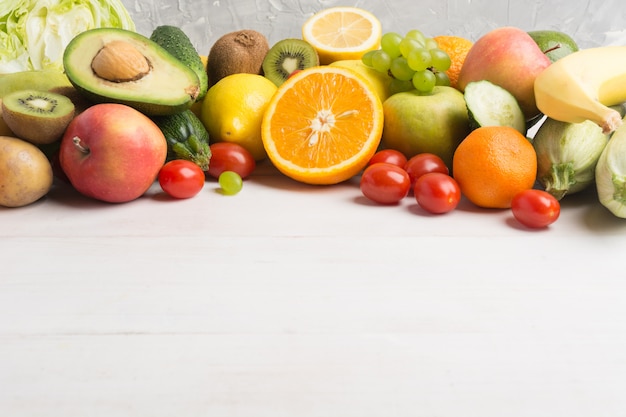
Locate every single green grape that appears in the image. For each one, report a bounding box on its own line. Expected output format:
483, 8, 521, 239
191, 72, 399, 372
218, 171, 243, 195
389, 78, 414, 95
407, 48, 431, 72
371, 50, 392, 73
424, 37, 439, 50
390, 56, 415, 81
405, 29, 426, 45
398, 37, 423, 58
380, 32, 403, 58
434, 70, 451, 86
412, 70, 436, 93
361, 50, 376, 67
430, 48, 451, 71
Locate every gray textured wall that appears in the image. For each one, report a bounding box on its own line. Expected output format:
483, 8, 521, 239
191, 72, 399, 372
122, 0, 626, 54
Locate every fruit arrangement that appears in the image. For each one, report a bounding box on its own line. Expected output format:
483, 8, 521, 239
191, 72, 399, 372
2, 3, 626, 229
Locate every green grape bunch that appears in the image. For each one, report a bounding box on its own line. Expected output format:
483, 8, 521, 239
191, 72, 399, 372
361, 30, 452, 94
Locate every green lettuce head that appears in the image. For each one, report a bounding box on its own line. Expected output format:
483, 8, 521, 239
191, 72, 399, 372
0, 0, 135, 73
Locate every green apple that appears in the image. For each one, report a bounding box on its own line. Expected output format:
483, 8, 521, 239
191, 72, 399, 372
528, 30, 579, 63
381, 86, 470, 168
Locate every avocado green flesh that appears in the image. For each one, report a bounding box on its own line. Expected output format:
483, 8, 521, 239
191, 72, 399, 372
63, 28, 200, 116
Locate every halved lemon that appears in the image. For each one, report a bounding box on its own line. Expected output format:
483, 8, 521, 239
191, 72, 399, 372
261, 66, 384, 185
302, 6, 382, 65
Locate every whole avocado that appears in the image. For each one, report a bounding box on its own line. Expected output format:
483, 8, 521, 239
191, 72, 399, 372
528, 30, 579, 63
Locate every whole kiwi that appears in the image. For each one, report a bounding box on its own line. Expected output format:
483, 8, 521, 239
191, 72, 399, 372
207, 29, 270, 87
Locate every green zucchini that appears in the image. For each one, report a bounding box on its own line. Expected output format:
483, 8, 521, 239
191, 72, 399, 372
596, 114, 626, 218
464, 80, 526, 135
150, 25, 208, 101
533, 118, 608, 200
152, 110, 211, 171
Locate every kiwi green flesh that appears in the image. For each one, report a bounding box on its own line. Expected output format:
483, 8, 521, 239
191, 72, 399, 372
1, 90, 75, 144
3, 90, 74, 118
63, 28, 200, 116
262, 38, 319, 86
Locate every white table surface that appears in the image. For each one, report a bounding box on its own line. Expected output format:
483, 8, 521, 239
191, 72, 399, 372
2, 160, 626, 416
3, 0, 626, 415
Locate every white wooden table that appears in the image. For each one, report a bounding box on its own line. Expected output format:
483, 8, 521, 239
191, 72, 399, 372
2, 160, 626, 416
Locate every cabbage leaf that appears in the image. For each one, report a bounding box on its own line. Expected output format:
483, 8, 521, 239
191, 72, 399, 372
0, 0, 135, 74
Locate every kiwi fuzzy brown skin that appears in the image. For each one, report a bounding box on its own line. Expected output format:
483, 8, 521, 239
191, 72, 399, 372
262, 38, 320, 86
1, 90, 75, 145
207, 29, 270, 87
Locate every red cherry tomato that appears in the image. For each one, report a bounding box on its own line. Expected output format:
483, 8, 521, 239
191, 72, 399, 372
208, 142, 256, 179
368, 149, 408, 168
404, 153, 449, 188
158, 159, 206, 199
413, 172, 461, 214
360, 162, 411, 204
511, 189, 560, 228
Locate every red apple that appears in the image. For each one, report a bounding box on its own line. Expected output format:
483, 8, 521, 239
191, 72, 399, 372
59, 103, 167, 203
457, 26, 551, 120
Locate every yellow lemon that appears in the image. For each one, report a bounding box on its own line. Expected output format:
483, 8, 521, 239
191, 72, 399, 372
201, 73, 277, 160
302, 6, 382, 65
329, 59, 392, 102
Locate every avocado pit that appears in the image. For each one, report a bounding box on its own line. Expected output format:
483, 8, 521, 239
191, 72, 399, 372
91, 40, 151, 83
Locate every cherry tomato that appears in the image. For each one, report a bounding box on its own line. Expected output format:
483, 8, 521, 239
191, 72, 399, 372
511, 189, 560, 228
158, 159, 205, 199
360, 162, 411, 204
207, 142, 256, 179
413, 172, 461, 214
404, 153, 449, 188
368, 149, 408, 168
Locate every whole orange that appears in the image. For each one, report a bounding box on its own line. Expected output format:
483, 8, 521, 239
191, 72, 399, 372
433, 35, 473, 90
452, 126, 537, 209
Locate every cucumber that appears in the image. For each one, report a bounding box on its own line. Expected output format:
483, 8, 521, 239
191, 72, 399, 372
464, 80, 526, 134
152, 110, 211, 171
150, 25, 208, 101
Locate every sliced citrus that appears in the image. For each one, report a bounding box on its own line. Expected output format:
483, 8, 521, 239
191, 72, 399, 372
261, 66, 384, 185
302, 6, 382, 65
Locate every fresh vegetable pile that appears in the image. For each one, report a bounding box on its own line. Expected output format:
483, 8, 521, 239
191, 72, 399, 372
1, 4, 626, 231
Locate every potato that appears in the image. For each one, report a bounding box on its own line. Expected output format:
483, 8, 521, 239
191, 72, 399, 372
0, 135, 53, 207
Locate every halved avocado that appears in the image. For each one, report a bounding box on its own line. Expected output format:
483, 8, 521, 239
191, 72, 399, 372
63, 28, 200, 115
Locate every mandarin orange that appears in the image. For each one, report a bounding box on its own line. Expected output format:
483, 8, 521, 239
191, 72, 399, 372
433, 35, 473, 90
452, 126, 537, 208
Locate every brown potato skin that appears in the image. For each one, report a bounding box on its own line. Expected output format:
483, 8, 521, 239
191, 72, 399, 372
0, 135, 53, 208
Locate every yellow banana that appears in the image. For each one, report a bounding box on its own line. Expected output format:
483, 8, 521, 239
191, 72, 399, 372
534, 45, 626, 134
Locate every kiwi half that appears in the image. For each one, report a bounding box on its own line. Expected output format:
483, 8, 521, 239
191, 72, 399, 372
262, 38, 320, 86
1, 90, 75, 145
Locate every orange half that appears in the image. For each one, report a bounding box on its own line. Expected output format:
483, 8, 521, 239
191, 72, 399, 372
261, 66, 384, 185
